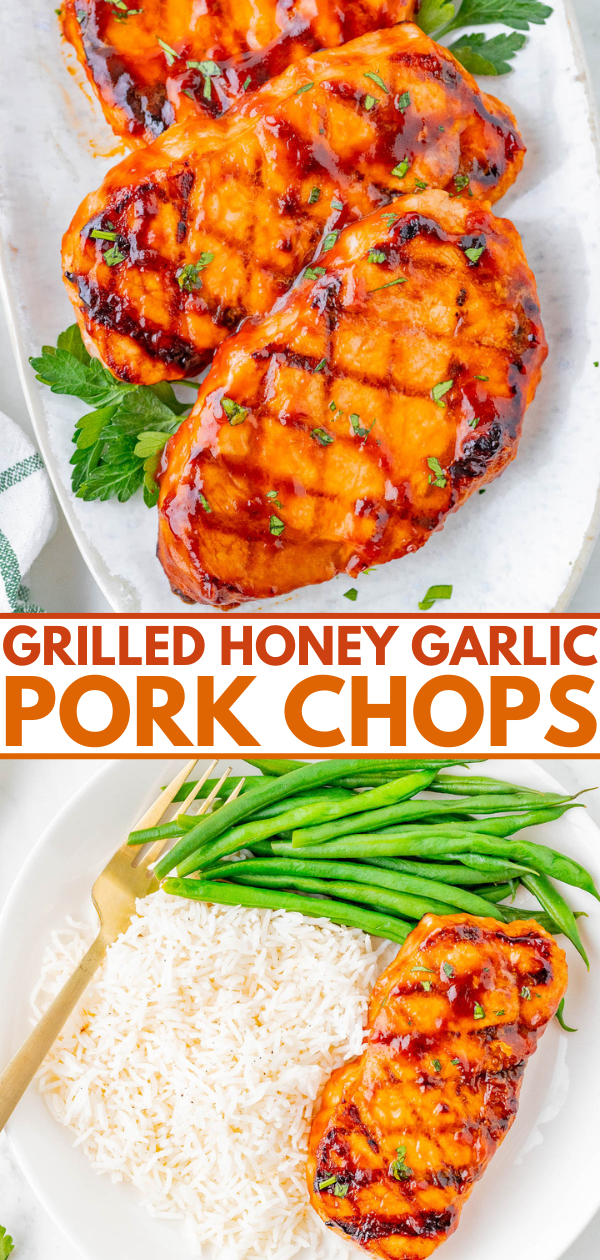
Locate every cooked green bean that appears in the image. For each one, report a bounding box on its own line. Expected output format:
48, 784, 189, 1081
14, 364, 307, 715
246, 788, 356, 820
494, 908, 566, 935
174, 770, 438, 878
162, 878, 412, 943
129, 786, 357, 845
242, 757, 468, 782
215, 870, 457, 920
520, 872, 589, 966
430, 775, 536, 796
275, 833, 599, 900
202, 855, 504, 918
441, 852, 536, 875
255, 846, 534, 884
472, 883, 514, 903
155, 759, 419, 879
292, 791, 571, 847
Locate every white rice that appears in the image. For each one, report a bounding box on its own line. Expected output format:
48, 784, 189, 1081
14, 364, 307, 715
33, 891, 395, 1260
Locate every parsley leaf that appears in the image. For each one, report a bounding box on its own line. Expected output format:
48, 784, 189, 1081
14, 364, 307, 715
350, 413, 376, 438
31, 325, 192, 506
344, 587, 358, 601
392, 158, 410, 178
269, 515, 285, 536
157, 37, 178, 65
321, 230, 339, 252
368, 277, 407, 293
311, 427, 334, 445
432, 1058, 442, 1071
432, 378, 453, 407
222, 397, 248, 425
364, 70, 389, 93
389, 1145, 412, 1181
418, 583, 453, 610
445, 0, 553, 34
450, 30, 526, 74
443, 962, 454, 977
364, 94, 377, 110
176, 252, 214, 291
305, 266, 327, 280
308, 186, 321, 204
397, 90, 411, 111
0, 1226, 14, 1260
474, 1003, 485, 1019
198, 492, 211, 512
427, 455, 447, 487
464, 242, 485, 262
296, 81, 314, 94
369, 249, 387, 263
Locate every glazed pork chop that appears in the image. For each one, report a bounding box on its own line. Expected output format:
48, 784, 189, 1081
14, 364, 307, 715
157, 190, 547, 607
307, 913, 568, 1259
61, 0, 417, 145
62, 24, 525, 386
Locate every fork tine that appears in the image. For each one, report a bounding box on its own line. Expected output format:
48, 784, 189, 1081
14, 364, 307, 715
175, 758, 218, 818
224, 777, 245, 805
132, 759, 198, 833
144, 764, 232, 874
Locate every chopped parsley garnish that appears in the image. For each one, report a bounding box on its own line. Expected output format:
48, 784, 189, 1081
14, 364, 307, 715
344, 588, 358, 601
90, 228, 119, 241
556, 998, 577, 1032
198, 493, 211, 512
454, 173, 472, 195
187, 58, 221, 98
474, 1003, 485, 1020
314, 358, 327, 373
329, 400, 337, 411
157, 38, 178, 65
521, 986, 532, 1000
176, 252, 214, 291
418, 584, 452, 610
103, 244, 126, 266
389, 1145, 412, 1181
364, 70, 389, 93
432, 1059, 442, 1072
269, 515, 285, 536
431, 378, 453, 407
465, 244, 485, 263
448, 30, 528, 76
296, 81, 314, 94
305, 266, 327, 280
427, 455, 447, 488
319, 1176, 348, 1195
266, 489, 282, 507
383, 212, 400, 227
308, 187, 321, 204
412, 965, 434, 973
368, 277, 407, 293
368, 249, 386, 264
111, 0, 143, 15
392, 158, 410, 178
364, 94, 377, 110
422, 980, 432, 991
414, 178, 428, 190
495, 1010, 506, 1017
443, 962, 454, 977
397, 90, 411, 111
311, 427, 334, 445
451, 1058, 461, 1065
474, 374, 489, 380
468, 416, 480, 429
331, 197, 343, 210
350, 413, 376, 438
242, 76, 251, 90
321, 230, 339, 252
222, 397, 248, 425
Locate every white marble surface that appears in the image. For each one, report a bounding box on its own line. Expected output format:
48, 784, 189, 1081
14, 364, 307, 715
0, 756, 600, 1258
0, 2, 597, 613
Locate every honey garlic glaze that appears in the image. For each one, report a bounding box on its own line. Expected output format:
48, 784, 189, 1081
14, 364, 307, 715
307, 914, 568, 1259
62, 23, 525, 386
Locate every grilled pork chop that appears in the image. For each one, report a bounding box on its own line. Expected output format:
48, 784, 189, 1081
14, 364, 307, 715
62, 0, 416, 145
157, 189, 547, 607
307, 913, 568, 1259
62, 24, 525, 386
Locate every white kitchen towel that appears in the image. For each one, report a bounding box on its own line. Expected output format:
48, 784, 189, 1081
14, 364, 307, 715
0, 410, 57, 611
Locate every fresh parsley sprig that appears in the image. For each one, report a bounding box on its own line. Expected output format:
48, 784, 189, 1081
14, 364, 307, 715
0, 1225, 14, 1260
30, 326, 194, 508
416, 0, 552, 75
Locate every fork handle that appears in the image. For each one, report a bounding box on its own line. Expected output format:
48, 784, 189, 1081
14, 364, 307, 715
0, 932, 107, 1133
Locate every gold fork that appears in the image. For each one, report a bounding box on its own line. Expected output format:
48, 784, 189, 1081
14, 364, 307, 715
0, 758, 244, 1132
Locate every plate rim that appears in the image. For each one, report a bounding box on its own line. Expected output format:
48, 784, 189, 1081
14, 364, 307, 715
1, 2, 600, 613
0, 757, 600, 1260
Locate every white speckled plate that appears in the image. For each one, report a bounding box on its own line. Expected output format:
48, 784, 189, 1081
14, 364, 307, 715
0, 3, 599, 612
0, 759, 599, 1260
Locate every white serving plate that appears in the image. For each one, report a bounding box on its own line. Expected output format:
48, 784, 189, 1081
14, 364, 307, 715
0, 4, 599, 614
0, 759, 598, 1260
